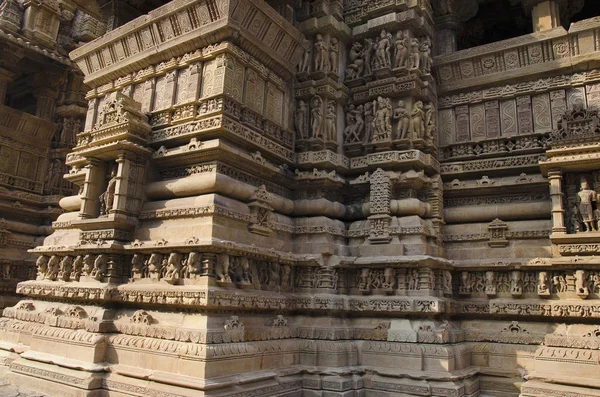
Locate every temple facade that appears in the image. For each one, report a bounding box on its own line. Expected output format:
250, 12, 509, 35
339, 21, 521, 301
0, 0, 599, 396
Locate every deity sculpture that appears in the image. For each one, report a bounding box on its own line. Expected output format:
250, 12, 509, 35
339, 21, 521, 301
238, 256, 251, 284
58, 255, 73, 281
577, 178, 597, 232
343, 104, 357, 143
147, 253, 162, 279
358, 268, 370, 291
409, 38, 421, 70
310, 96, 323, 138
346, 42, 364, 79
48, 159, 63, 191
442, 271, 452, 294
511, 271, 523, 295
91, 254, 108, 281
485, 271, 496, 295
281, 265, 291, 289
99, 169, 118, 216
374, 29, 392, 69
295, 100, 308, 139
314, 34, 329, 72
410, 101, 425, 139
329, 37, 339, 73
354, 105, 365, 142
46, 255, 60, 281
36, 255, 48, 280
216, 253, 232, 283
363, 38, 374, 75
420, 36, 433, 73
269, 262, 281, 287
382, 268, 395, 290
537, 271, 550, 295
394, 31, 408, 68
183, 251, 202, 278
163, 253, 181, 284
131, 254, 144, 278
82, 254, 93, 276
408, 269, 420, 290
373, 96, 392, 141
298, 39, 310, 73
324, 101, 337, 141
424, 102, 436, 142
393, 100, 410, 139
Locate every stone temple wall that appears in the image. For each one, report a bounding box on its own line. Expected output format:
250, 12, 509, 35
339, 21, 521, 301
0, 0, 599, 396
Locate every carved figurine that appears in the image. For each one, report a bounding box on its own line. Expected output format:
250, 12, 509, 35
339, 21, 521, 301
36, 255, 49, 280
99, 169, 118, 216
424, 102, 436, 142
443, 270, 452, 294
183, 251, 202, 278
410, 100, 425, 139
393, 100, 410, 139
281, 265, 291, 289
269, 262, 280, 287
72, 255, 83, 281
459, 271, 471, 294
147, 253, 162, 279
91, 254, 108, 281
511, 271, 523, 296
358, 268, 370, 291
298, 39, 311, 73
485, 271, 496, 295
239, 256, 251, 284
354, 105, 365, 142
394, 31, 408, 68
324, 101, 337, 141
346, 42, 364, 79
215, 253, 232, 283
373, 96, 392, 141
408, 269, 420, 290
420, 36, 432, 73
344, 104, 358, 143
310, 96, 323, 138
58, 255, 73, 281
364, 101, 375, 143
537, 271, 550, 295
163, 253, 181, 285
409, 38, 421, 70
363, 38, 374, 75
131, 254, 144, 278
382, 268, 395, 290
374, 29, 392, 69
46, 255, 60, 281
329, 37, 339, 73
552, 274, 567, 293
314, 34, 329, 72
295, 100, 308, 140
82, 254, 93, 276
577, 178, 597, 232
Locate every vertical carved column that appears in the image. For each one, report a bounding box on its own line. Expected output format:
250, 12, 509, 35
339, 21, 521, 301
369, 168, 392, 244
434, 14, 460, 55
34, 87, 59, 120
79, 158, 104, 219
548, 170, 566, 234
84, 96, 99, 132
0, 68, 13, 104
188, 62, 203, 102
111, 153, 132, 216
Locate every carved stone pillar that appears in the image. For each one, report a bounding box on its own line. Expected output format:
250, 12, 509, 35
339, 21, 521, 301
435, 14, 460, 55
34, 87, 59, 120
79, 159, 104, 219
548, 170, 566, 234
111, 153, 132, 216
524, 0, 561, 32
0, 68, 14, 104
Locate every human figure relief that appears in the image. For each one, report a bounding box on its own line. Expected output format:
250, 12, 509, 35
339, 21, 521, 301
394, 31, 409, 68
99, 168, 118, 216
91, 254, 108, 281
58, 255, 73, 281
298, 39, 310, 72
163, 253, 181, 285
420, 36, 433, 73
410, 100, 425, 139
82, 254, 93, 276
393, 100, 410, 139
72, 255, 83, 281
46, 255, 60, 281
363, 38, 374, 75
374, 29, 392, 69
131, 254, 144, 278
424, 102, 436, 142
577, 178, 597, 232
325, 101, 337, 141
183, 251, 202, 278
354, 105, 365, 142
329, 37, 339, 73
314, 34, 330, 72
343, 104, 358, 143
36, 255, 49, 280
295, 100, 308, 139
147, 253, 162, 279
310, 96, 323, 138
409, 38, 421, 70
346, 42, 364, 79
215, 253, 232, 283
373, 96, 392, 141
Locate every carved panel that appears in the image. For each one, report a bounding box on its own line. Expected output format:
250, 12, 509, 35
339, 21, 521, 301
485, 100, 500, 139
455, 105, 470, 142
500, 99, 518, 137
470, 103, 485, 141
516, 95, 533, 135
439, 108, 454, 146
532, 93, 551, 132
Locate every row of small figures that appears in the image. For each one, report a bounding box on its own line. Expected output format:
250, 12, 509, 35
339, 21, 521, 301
36, 254, 107, 282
